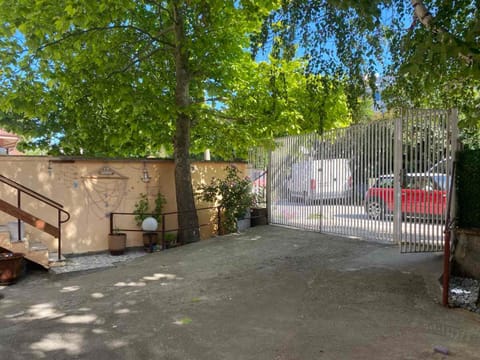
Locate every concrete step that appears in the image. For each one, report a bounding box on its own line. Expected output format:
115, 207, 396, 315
24, 241, 49, 269
48, 252, 67, 267
29, 241, 48, 251
0, 233, 50, 269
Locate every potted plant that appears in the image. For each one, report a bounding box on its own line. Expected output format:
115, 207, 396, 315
164, 232, 179, 249
251, 207, 268, 226
0, 250, 25, 285
108, 228, 127, 255
133, 192, 166, 252
197, 165, 255, 234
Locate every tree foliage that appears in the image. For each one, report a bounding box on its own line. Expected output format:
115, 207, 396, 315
0, 0, 280, 243
0, 0, 275, 156
196, 58, 352, 159
258, 0, 479, 130
384, 0, 480, 130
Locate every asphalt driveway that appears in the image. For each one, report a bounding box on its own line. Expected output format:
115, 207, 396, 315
1, 226, 479, 359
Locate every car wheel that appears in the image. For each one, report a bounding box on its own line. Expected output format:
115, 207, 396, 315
366, 199, 385, 220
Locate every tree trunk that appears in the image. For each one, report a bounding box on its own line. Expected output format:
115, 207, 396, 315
173, 4, 200, 244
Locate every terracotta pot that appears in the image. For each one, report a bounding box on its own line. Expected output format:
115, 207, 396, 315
143, 232, 158, 252
0, 252, 25, 285
108, 233, 127, 255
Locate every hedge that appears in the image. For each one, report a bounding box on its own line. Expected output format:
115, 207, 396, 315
456, 149, 480, 228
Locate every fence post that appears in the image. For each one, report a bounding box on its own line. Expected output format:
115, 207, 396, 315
109, 213, 114, 234
217, 206, 222, 235
393, 115, 403, 245
58, 210, 62, 261
161, 214, 166, 250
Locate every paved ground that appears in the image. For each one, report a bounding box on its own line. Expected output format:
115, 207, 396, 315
1, 226, 479, 360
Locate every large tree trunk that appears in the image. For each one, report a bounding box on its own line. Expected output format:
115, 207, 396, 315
173, 4, 200, 244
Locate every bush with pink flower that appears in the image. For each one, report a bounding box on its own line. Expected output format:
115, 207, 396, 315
197, 165, 256, 233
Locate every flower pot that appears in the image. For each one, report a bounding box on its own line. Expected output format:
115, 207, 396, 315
0, 252, 25, 285
143, 232, 158, 252
251, 208, 268, 227
108, 233, 127, 256
236, 217, 251, 232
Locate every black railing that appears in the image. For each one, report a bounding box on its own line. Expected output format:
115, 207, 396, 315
0, 174, 70, 261
109, 206, 221, 249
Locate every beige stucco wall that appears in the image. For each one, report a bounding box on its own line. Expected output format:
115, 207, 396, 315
0, 156, 246, 254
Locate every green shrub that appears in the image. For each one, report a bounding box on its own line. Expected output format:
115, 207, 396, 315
456, 149, 480, 228
133, 192, 166, 227
197, 165, 255, 233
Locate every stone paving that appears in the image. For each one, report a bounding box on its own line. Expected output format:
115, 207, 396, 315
49, 248, 148, 274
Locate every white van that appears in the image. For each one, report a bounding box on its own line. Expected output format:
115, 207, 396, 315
286, 159, 352, 203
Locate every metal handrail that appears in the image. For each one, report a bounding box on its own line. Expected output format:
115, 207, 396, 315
0, 175, 64, 209
110, 206, 222, 249
0, 174, 70, 260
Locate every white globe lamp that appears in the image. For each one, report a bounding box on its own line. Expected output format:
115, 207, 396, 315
142, 217, 158, 232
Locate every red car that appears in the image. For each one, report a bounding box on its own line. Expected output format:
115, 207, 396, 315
364, 173, 448, 221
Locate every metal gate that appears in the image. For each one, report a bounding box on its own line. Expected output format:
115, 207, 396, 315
255, 109, 458, 252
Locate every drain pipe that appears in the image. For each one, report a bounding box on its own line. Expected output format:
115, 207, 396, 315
442, 162, 456, 307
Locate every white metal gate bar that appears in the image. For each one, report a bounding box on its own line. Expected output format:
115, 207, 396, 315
398, 109, 457, 253
261, 109, 458, 252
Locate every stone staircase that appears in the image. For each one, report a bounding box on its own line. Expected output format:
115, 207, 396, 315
0, 174, 70, 270
0, 225, 64, 269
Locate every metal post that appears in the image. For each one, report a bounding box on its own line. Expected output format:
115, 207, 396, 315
161, 214, 166, 250
16, 189, 21, 241
266, 150, 271, 226
58, 210, 62, 261
443, 160, 456, 307
109, 212, 114, 234
394, 115, 403, 246
217, 206, 222, 235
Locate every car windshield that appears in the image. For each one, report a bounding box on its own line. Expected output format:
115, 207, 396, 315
432, 174, 447, 191
372, 174, 448, 191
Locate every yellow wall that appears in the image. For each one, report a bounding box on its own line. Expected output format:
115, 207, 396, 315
0, 156, 246, 254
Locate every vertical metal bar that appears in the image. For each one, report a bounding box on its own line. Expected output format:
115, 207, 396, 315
217, 206, 222, 235
394, 115, 403, 249
17, 189, 21, 241
365, 121, 372, 238
442, 159, 456, 306
162, 214, 166, 250
318, 133, 324, 233
58, 210, 61, 261
380, 122, 384, 239
425, 110, 431, 250
266, 147, 272, 226
109, 212, 114, 234
449, 108, 459, 235
373, 121, 379, 239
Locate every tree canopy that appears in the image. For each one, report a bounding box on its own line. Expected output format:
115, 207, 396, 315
0, 0, 277, 157
0, 0, 284, 242
259, 0, 479, 128
0, 0, 354, 159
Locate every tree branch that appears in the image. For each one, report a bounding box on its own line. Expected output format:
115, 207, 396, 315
37, 24, 175, 54
411, 0, 474, 65
106, 46, 164, 78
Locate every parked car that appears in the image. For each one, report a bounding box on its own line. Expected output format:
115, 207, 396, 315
286, 158, 352, 204
364, 173, 447, 221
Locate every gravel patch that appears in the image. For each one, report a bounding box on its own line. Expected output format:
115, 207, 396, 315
449, 276, 480, 314
49, 249, 148, 274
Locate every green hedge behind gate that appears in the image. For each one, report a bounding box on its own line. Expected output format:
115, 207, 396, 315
456, 149, 480, 228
